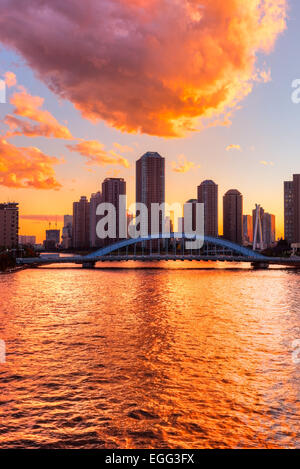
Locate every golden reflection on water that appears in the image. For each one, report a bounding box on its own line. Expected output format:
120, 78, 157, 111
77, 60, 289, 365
0, 263, 300, 448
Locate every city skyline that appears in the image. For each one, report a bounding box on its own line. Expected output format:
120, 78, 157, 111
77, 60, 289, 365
5, 156, 293, 244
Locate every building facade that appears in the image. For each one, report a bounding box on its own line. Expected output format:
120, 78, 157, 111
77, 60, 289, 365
243, 215, 253, 245
197, 180, 218, 238
0, 203, 19, 248
102, 178, 126, 243
253, 206, 276, 249
136, 152, 165, 236
223, 190, 243, 245
73, 196, 90, 249
294, 174, 300, 246
283, 174, 300, 247
284, 180, 294, 244
19, 235, 36, 246
61, 215, 73, 249
263, 213, 276, 248
89, 192, 102, 248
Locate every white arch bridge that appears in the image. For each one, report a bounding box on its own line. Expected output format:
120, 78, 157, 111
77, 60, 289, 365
17, 234, 300, 269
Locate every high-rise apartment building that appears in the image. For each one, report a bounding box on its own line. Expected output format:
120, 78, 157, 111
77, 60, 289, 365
0, 203, 19, 248
73, 196, 90, 249
253, 206, 276, 249
284, 180, 294, 244
89, 192, 102, 248
293, 174, 300, 246
102, 178, 126, 243
136, 152, 165, 236
44, 229, 60, 250
223, 190, 243, 245
284, 174, 300, 247
184, 199, 198, 234
262, 213, 276, 248
61, 215, 73, 249
197, 180, 218, 237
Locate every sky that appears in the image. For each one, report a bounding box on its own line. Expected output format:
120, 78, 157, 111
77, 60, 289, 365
0, 0, 299, 242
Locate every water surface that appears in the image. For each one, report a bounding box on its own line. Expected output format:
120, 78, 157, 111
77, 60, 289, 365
0, 263, 300, 448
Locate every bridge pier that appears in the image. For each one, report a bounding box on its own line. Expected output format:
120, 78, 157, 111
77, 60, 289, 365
251, 262, 269, 270
82, 262, 96, 269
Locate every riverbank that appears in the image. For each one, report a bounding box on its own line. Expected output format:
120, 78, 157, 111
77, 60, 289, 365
0, 266, 27, 275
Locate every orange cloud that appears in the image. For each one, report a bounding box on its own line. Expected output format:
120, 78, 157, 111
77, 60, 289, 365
4, 71, 17, 88
171, 154, 199, 174
226, 144, 242, 152
260, 160, 275, 166
0, 138, 61, 189
5, 89, 73, 139
0, 0, 287, 137
67, 140, 130, 168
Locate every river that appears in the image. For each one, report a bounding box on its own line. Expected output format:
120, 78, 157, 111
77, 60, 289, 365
0, 262, 300, 448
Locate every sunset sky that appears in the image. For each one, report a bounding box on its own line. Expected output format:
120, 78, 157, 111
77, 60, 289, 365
0, 0, 299, 242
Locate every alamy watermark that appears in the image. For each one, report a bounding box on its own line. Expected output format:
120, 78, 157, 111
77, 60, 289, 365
292, 339, 300, 365
0, 79, 6, 104
291, 79, 300, 104
96, 198, 204, 250
0, 340, 6, 364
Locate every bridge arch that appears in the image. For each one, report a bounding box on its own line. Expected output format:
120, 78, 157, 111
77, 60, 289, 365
85, 233, 266, 260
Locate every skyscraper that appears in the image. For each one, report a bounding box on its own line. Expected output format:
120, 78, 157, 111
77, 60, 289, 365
0, 203, 19, 248
73, 196, 90, 249
252, 206, 276, 249
44, 229, 60, 249
136, 152, 165, 236
293, 174, 300, 246
184, 199, 198, 233
243, 215, 253, 245
223, 190, 243, 245
89, 191, 102, 248
197, 180, 218, 237
284, 180, 294, 244
262, 213, 276, 248
102, 178, 126, 243
61, 215, 73, 249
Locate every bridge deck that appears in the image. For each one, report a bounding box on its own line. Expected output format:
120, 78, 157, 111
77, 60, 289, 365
16, 255, 300, 267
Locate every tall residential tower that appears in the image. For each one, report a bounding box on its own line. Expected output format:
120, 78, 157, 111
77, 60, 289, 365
136, 152, 165, 236
197, 180, 218, 237
0, 203, 19, 248
223, 190, 243, 245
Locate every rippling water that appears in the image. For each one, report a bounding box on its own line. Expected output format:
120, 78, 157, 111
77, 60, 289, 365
0, 263, 300, 448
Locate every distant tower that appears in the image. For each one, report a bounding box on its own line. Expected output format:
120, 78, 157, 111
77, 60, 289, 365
262, 213, 276, 248
89, 191, 102, 248
184, 199, 198, 234
293, 174, 300, 246
197, 180, 218, 237
72, 196, 90, 249
284, 180, 294, 244
223, 189, 243, 245
243, 215, 253, 245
